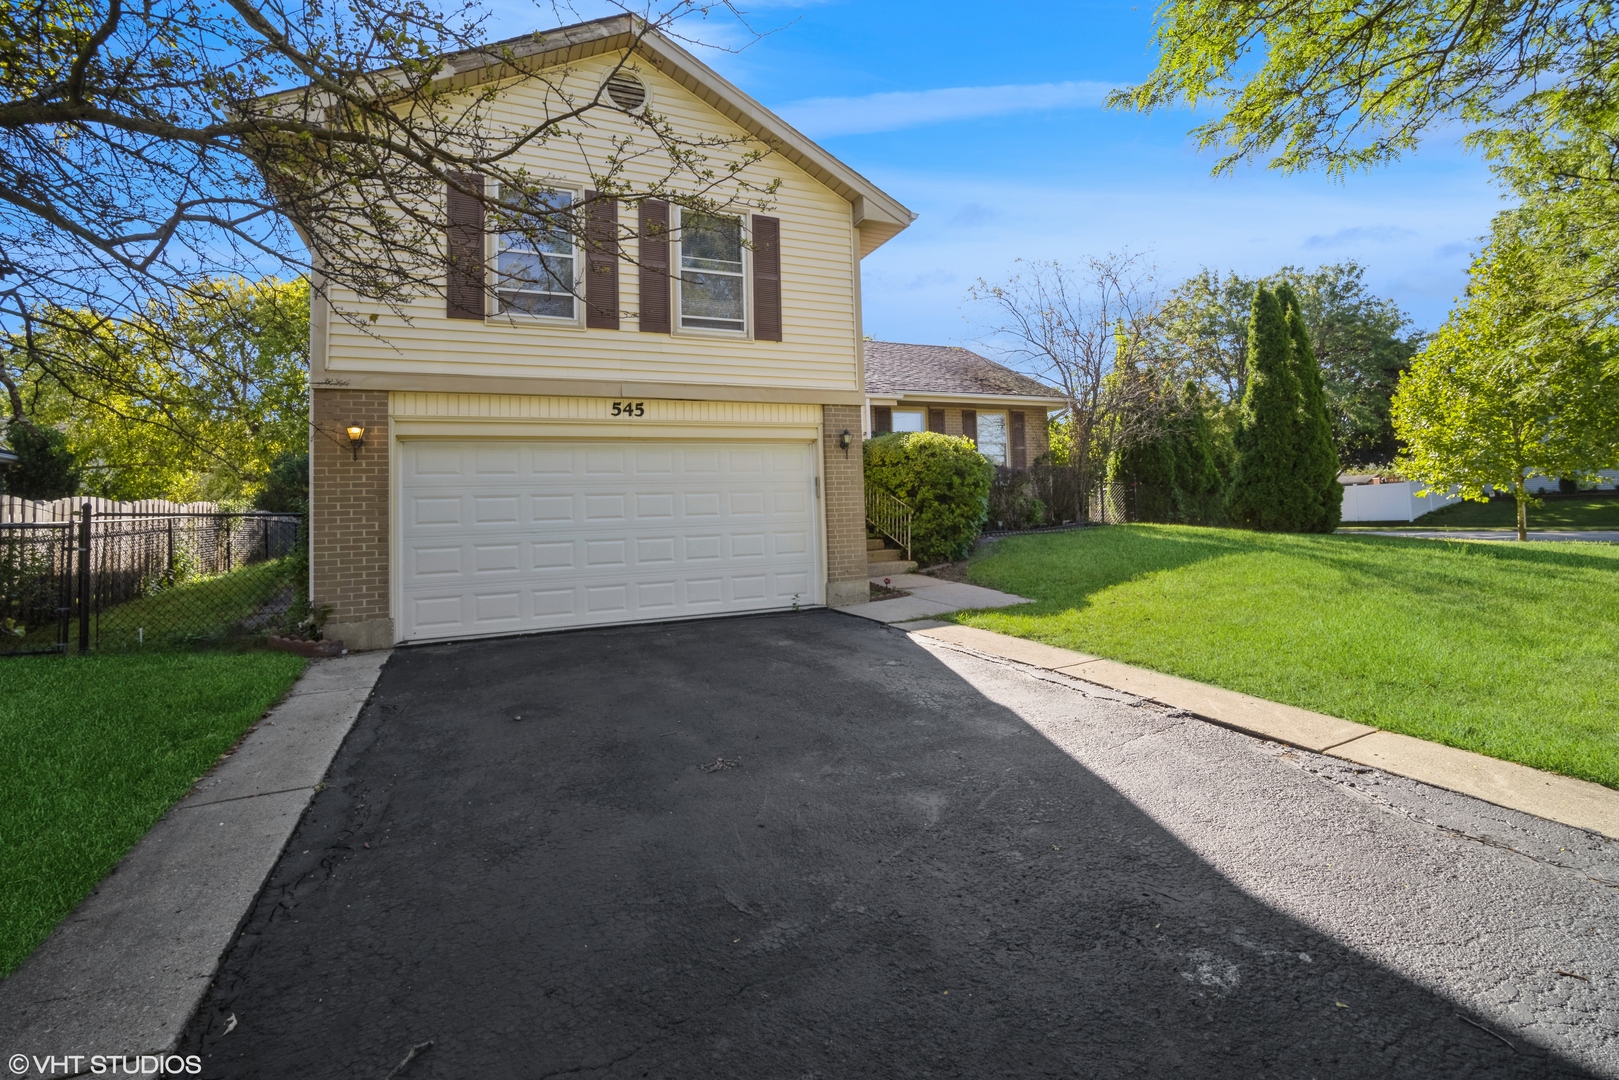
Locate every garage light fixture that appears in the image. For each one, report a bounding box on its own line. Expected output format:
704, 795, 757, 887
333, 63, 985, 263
346, 425, 365, 460
838, 429, 853, 455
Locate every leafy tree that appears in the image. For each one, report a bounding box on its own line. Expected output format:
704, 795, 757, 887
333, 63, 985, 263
1392, 221, 1619, 540
971, 254, 1162, 513
0, 4, 774, 477
1149, 268, 1255, 402
3, 419, 81, 500
1150, 263, 1419, 466
255, 451, 309, 513
1227, 287, 1317, 530
1107, 379, 1226, 522
9, 278, 309, 502
1112, 0, 1617, 178
1276, 283, 1343, 531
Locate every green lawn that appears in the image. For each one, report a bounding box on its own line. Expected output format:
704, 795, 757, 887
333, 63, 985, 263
0, 650, 307, 976
957, 525, 1619, 788
90, 557, 294, 649
1344, 491, 1619, 531
10, 557, 294, 654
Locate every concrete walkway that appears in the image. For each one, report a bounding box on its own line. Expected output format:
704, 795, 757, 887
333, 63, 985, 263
837, 573, 1032, 624
915, 623, 1619, 841
0, 651, 389, 1078
1346, 528, 1619, 543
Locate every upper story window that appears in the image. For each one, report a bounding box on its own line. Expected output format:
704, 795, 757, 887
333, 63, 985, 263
495, 189, 576, 319
678, 211, 745, 333
976, 412, 1008, 465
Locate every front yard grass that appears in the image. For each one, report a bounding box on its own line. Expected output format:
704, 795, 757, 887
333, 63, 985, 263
957, 525, 1619, 788
0, 649, 307, 976
1344, 491, 1619, 531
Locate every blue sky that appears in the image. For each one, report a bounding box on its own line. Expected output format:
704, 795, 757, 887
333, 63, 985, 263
506, 1, 1511, 343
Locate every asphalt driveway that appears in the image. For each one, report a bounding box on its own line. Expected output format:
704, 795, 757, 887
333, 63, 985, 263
182, 610, 1619, 1077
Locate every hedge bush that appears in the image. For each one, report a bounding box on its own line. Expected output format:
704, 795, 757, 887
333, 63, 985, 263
864, 432, 993, 563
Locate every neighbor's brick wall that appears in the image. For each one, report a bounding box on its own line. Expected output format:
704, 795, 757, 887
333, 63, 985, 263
311, 390, 391, 639
822, 404, 868, 604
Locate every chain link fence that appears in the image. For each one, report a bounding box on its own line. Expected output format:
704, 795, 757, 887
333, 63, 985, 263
0, 504, 302, 656
985, 467, 1230, 532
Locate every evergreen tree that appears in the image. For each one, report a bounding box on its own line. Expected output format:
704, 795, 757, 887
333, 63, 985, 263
1107, 380, 1227, 523
3, 419, 81, 500
1173, 381, 1225, 519
1276, 284, 1343, 531
1226, 287, 1316, 529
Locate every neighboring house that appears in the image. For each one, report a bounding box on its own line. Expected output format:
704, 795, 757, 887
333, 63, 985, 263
863, 342, 1067, 468
307, 16, 914, 649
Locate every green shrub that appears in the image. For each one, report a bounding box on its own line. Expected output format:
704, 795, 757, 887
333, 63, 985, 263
864, 432, 993, 563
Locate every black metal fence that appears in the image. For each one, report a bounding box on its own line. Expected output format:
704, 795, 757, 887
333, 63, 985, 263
0, 504, 302, 656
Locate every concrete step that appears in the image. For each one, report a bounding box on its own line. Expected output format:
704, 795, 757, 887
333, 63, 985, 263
868, 558, 918, 577
866, 537, 887, 552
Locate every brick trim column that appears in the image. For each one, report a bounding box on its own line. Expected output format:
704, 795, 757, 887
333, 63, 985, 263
821, 404, 867, 607
310, 389, 393, 649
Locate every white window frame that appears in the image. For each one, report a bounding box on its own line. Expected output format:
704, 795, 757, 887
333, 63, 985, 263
672, 207, 750, 338
891, 409, 926, 433
490, 183, 582, 325
976, 411, 1009, 465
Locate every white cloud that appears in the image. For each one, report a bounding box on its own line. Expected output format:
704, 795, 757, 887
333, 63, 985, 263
775, 81, 1114, 138
1304, 225, 1419, 248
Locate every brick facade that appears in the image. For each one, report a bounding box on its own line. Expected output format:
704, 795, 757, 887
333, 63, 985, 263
821, 404, 868, 607
311, 389, 393, 650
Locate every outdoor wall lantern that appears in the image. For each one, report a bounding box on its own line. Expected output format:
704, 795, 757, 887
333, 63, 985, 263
838, 429, 853, 455
346, 425, 366, 460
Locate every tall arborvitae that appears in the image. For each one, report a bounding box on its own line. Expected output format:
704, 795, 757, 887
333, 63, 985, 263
1274, 284, 1343, 532
1173, 381, 1225, 519
1226, 286, 1315, 530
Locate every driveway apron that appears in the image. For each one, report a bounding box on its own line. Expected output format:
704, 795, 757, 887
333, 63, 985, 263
180, 610, 1619, 1078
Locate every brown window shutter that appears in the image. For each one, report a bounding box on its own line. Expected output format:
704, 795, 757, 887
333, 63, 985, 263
873, 406, 892, 435
638, 199, 670, 333
584, 191, 619, 330
962, 410, 977, 443
752, 214, 782, 342
928, 408, 945, 434
445, 172, 485, 320
1011, 410, 1027, 468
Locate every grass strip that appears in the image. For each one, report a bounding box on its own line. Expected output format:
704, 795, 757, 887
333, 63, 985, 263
956, 525, 1619, 788
0, 649, 307, 976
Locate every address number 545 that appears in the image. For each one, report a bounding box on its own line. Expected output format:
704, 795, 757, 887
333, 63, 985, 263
611, 401, 645, 417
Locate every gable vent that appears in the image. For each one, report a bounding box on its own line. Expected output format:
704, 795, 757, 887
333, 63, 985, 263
604, 73, 648, 113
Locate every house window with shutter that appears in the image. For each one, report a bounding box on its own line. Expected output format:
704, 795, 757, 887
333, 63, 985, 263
493, 188, 577, 320
976, 412, 1008, 465
676, 210, 746, 333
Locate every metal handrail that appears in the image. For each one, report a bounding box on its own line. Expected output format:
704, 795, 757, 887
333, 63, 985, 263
865, 487, 913, 561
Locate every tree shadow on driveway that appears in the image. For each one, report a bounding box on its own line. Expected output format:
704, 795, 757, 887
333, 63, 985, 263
182, 610, 1597, 1079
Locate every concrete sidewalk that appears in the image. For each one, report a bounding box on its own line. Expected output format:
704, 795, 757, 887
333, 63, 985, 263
837, 573, 1032, 624
0, 651, 389, 1078
914, 623, 1619, 841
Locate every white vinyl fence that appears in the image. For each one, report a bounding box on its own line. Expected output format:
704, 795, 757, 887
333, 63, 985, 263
1339, 482, 1460, 523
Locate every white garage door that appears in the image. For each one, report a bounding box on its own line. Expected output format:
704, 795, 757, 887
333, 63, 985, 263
397, 439, 819, 642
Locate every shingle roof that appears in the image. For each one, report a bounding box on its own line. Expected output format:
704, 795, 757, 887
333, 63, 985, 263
864, 341, 1063, 400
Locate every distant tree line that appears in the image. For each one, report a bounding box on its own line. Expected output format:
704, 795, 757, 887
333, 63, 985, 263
979, 258, 1415, 532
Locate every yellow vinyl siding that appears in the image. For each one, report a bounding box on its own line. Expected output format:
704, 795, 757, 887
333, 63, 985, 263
321, 53, 859, 396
